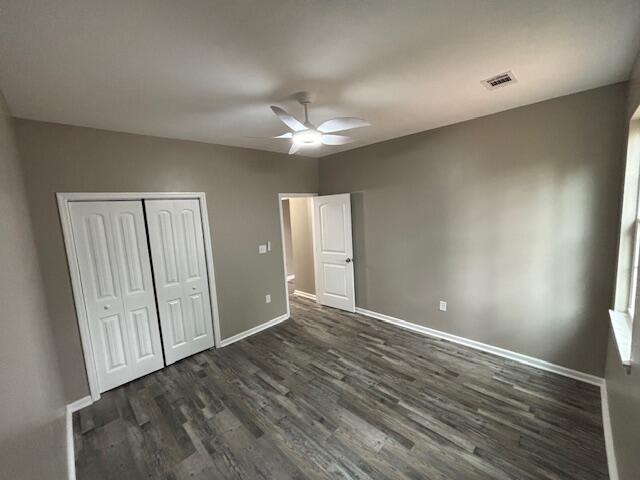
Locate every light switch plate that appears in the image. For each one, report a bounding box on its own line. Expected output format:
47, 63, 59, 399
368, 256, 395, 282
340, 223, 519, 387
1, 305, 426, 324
265, 294, 271, 303
267, 241, 272, 251
258, 244, 267, 254
439, 301, 447, 312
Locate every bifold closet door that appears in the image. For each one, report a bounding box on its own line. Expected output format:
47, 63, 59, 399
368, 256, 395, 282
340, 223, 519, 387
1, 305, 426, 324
145, 199, 215, 364
69, 201, 164, 393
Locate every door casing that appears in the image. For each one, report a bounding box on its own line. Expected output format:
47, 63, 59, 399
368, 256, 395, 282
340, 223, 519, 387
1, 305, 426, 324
58, 192, 221, 402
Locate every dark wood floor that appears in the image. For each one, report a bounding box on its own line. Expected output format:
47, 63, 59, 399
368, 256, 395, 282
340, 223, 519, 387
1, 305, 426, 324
74, 288, 608, 479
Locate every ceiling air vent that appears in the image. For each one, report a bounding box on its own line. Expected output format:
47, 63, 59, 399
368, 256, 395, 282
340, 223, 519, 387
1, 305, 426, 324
481, 71, 517, 90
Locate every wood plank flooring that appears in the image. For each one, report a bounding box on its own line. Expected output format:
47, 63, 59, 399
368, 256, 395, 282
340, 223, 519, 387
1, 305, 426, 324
74, 289, 608, 479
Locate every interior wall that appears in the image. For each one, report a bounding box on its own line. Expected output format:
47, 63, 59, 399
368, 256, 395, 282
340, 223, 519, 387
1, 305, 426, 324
14, 119, 318, 403
289, 197, 315, 295
0, 96, 67, 478
320, 83, 627, 376
282, 199, 295, 278
605, 49, 640, 480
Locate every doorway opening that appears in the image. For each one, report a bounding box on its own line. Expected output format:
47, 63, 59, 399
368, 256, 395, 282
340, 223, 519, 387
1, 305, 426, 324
278, 192, 356, 316
279, 194, 318, 314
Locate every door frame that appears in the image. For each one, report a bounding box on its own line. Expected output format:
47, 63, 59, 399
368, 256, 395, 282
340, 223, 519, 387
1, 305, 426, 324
278, 193, 317, 318
57, 192, 222, 401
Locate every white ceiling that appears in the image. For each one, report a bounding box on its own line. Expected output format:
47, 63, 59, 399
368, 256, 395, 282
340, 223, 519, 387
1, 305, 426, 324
1, 0, 639, 157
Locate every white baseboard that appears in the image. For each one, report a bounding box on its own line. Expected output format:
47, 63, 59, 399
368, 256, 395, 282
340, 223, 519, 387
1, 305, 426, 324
68, 396, 93, 413
220, 313, 289, 347
601, 381, 619, 480
293, 290, 317, 301
354, 307, 604, 387
66, 396, 92, 480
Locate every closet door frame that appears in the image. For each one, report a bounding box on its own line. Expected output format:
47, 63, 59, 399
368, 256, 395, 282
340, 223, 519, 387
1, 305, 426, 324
58, 192, 222, 402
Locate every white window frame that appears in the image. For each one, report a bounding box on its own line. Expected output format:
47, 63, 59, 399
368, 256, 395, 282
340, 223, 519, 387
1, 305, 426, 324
610, 119, 640, 368
628, 218, 640, 320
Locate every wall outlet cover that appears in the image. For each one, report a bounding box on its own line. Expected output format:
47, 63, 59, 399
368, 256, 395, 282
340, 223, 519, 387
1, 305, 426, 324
439, 301, 447, 312
258, 244, 267, 254
265, 294, 271, 303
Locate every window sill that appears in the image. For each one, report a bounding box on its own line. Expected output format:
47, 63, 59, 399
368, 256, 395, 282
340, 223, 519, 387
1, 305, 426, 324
608, 310, 633, 366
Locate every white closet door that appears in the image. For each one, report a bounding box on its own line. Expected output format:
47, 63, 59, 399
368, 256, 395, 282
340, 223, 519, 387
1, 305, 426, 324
69, 201, 164, 393
145, 199, 215, 364
312, 193, 356, 312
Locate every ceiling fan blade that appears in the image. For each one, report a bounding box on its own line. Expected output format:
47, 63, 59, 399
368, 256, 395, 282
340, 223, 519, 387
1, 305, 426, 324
270, 106, 306, 132
273, 132, 293, 139
289, 143, 301, 155
317, 117, 370, 133
321, 134, 352, 146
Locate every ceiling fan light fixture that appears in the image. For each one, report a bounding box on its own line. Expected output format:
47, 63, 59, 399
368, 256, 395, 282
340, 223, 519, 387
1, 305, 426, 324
292, 129, 322, 147
269, 93, 370, 154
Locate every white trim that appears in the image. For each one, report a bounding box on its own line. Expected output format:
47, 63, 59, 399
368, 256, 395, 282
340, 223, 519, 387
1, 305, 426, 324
66, 396, 93, 480
57, 192, 222, 402
608, 310, 633, 366
57, 195, 101, 401
601, 381, 619, 480
278, 193, 317, 318
67, 395, 93, 414
219, 313, 289, 347
199, 195, 223, 349
66, 407, 75, 480
355, 307, 604, 386
293, 290, 317, 301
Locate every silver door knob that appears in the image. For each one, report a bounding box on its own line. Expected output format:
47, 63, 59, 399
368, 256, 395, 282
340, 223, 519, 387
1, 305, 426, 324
345, 258, 352, 263
104, 305, 110, 310
192, 286, 197, 290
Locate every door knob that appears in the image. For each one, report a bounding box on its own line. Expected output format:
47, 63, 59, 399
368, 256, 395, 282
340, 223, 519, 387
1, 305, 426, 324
346, 258, 352, 263
103, 305, 110, 310
192, 286, 197, 291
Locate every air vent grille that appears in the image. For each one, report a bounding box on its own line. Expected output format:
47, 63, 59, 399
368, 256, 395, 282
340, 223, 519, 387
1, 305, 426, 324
481, 71, 517, 90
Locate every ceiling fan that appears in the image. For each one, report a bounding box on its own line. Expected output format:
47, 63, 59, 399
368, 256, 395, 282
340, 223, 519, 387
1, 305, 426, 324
270, 92, 370, 154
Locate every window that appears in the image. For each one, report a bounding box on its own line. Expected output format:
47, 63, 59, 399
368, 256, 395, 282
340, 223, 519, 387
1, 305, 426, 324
611, 114, 640, 366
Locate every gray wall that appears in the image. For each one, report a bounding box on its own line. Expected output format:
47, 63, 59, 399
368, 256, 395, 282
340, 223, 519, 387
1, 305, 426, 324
0, 97, 67, 477
320, 83, 627, 377
14, 119, 318, 402
605, 51, 640, 480
289, 197, 315, 295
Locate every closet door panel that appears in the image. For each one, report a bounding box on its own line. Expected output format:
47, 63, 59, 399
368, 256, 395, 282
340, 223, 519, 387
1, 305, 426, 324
111, 202, 165, 369
176, 201, 210, 344
146, 205, 188, 353
70, 201, 164, 393
146, 199, 215, 364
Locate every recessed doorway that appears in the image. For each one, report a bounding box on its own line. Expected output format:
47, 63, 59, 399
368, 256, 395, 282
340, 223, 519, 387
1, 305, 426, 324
279, 194, 318, 313
278, 192, 356, 316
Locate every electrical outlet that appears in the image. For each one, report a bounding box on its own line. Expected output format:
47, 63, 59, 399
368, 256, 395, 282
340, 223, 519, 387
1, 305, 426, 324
265, 294, 271, 304
439, 300, 447, 312
258, 244, 267, 254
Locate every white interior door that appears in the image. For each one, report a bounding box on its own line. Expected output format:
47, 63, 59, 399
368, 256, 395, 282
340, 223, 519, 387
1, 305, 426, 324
312, 193, 356, 312
145, 199, 215, 364
69, 201, 164, 393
